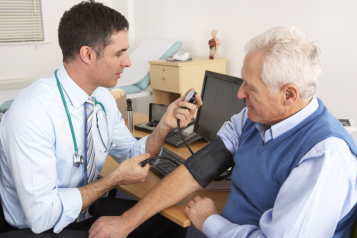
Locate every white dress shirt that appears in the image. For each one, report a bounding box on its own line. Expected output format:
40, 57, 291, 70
0, 65, 147, 233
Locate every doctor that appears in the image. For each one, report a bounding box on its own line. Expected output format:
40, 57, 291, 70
0, 1, 201, 237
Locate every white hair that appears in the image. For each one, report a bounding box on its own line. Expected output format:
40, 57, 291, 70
244, 26, 321, 101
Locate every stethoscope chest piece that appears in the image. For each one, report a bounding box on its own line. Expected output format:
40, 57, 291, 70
73, 153, 84, 168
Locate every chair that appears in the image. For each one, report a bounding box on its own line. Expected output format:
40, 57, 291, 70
0, 197, 88, 237
352, 218, 357, 238
0, 164, 88, 237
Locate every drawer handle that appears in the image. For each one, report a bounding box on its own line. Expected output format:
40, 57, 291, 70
161, 77, 165, 80
162, 68, 165, 71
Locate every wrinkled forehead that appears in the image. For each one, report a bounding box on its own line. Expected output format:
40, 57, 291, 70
241, 52, 265, 77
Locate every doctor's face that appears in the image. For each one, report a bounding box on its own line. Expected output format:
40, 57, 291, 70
91, 30, 131, 88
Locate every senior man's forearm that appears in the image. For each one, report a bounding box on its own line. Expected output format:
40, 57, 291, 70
119, 165, 201, 231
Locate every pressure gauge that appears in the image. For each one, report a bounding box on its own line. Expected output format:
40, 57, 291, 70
184, 89, 197, 104
181, 89, 197, 110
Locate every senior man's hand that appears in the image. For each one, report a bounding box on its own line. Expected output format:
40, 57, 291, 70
89, 216, 131, 238
161, 88, 202, 130
184, 196, 219, 232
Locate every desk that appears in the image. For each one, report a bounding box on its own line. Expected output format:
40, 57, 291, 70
100, 112, 230, 227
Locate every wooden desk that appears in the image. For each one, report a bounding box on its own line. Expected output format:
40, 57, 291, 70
100, 112, 230, 227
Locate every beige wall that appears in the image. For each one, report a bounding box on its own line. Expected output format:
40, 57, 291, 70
1, 0, 356, 141
113, 0, 357, 142
0, 0, 112, 86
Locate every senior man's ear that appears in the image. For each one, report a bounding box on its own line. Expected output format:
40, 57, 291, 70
283, 84, 299, 106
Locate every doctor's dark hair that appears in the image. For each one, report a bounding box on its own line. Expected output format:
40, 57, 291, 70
58, 0, 129, 63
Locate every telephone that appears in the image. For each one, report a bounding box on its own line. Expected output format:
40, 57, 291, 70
165, 119, 203, 148
173, 52, 190, 61
134, 103, 168, 133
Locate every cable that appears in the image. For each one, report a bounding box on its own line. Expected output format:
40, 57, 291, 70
142, 156, 182, 167
137, 120, 234, 180
177, 119, 194, 155
177, 119, 233, 181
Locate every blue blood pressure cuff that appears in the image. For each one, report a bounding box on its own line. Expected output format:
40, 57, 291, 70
183, 137, 234, 188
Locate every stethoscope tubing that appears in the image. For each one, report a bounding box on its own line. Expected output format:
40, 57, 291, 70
55, 69, 79, 153
55, 69, 113, 167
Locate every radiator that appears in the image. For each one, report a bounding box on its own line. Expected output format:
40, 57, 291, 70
0, 78, 27, 91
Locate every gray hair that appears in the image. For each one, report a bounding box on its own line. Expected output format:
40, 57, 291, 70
244, 26, 321, 101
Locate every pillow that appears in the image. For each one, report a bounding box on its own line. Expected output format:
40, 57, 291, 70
134, 41, 183, 90
134, 72, 150, 91
160, 41, 183, 60
0, 100, 14, 113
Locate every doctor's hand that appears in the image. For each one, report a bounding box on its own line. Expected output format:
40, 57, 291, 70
185, 196, 219, 233
161, 88, 202, 130
109, 153, 150, 185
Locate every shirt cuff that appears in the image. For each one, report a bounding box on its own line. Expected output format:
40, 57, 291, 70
203, 214, 233, 238
131, 135, 149, 156
53, 188, 82, 233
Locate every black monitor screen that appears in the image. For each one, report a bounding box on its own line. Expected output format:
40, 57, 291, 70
194, 71, 246, 141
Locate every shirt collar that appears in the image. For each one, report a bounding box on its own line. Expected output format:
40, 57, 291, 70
56, 64, 90, 108
256, 96, 319, 143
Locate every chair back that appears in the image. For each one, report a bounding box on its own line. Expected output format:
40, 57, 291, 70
352, 217, 357, 238
0, 196, 9, 233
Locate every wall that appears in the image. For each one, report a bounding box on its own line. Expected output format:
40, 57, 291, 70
1, 0, 356, 141
117, 0, 357, 142
0, 0, 112, 89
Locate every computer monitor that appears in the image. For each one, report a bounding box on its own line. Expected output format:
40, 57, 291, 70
194, 71, 246, 142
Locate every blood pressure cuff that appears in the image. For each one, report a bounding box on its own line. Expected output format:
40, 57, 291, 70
183, 137, 234, 188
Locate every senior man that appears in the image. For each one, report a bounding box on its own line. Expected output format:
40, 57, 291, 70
0, 1, 201, 237
89, 26, 357, 238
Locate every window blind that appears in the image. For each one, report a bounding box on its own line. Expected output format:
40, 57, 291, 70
0, 0, 44, 43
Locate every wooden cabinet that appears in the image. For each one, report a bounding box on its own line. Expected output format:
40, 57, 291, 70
149, 57, 227, 105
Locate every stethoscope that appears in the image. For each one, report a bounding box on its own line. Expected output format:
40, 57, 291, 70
55, 70, 115, 167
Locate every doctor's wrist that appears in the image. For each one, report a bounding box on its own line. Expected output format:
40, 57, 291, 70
156, 118, 172, 134
102, 170, 123, 190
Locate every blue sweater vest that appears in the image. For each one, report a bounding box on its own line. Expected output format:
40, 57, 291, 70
221, 98, 357, 237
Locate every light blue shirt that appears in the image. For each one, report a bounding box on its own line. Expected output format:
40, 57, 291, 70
0, 65, 147, 233
203, 96, 357, 238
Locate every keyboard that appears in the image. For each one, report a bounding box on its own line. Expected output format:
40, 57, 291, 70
150, 147, 186, 178
165, 133, 189, 146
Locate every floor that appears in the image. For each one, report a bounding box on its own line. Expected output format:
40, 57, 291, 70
115, 190, 207, 238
